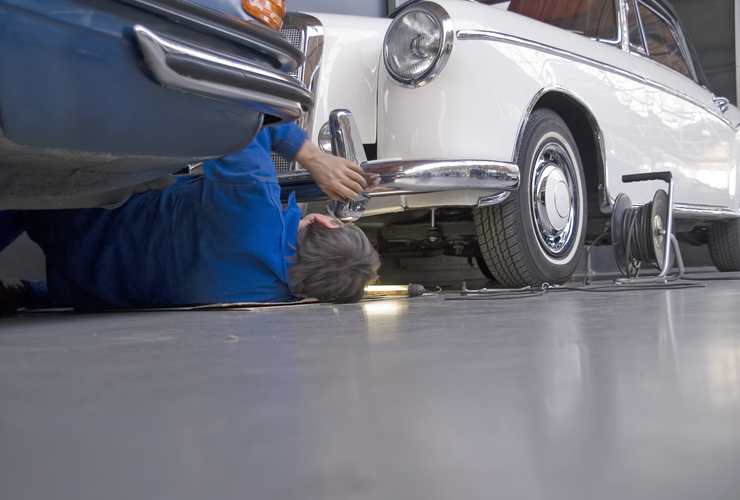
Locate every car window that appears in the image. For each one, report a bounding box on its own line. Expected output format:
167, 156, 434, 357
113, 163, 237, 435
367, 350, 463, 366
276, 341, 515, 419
627, 0, 645, 53
505, 0, 618, 41
637, 2, 691, 78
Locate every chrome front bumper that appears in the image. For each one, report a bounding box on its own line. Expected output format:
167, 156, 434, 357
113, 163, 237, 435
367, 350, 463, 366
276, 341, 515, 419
279, 110, 520, 211
280, 158, 519, 202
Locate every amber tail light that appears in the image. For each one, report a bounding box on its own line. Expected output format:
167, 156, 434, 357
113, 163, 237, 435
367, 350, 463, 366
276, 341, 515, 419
242, 0, 286, 30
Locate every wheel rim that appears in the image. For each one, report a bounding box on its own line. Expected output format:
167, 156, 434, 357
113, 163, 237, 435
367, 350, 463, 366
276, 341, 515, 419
530, 139, 581, 259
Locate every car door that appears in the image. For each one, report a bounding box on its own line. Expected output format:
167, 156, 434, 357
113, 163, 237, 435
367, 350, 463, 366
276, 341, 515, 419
631, 0, 736, 209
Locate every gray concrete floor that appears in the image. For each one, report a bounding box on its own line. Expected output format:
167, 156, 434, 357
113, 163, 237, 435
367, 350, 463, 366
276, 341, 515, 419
2, 267, 740, 500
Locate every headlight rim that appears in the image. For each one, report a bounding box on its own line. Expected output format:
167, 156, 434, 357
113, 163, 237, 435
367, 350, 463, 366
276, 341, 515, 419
383, 1, 454, 88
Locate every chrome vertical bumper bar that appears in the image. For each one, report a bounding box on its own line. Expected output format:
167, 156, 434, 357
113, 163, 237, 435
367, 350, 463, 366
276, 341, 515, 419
330, 110, 370, 221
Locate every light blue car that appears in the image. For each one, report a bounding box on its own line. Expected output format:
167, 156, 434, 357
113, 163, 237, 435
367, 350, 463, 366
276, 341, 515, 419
0, 0, 312, 209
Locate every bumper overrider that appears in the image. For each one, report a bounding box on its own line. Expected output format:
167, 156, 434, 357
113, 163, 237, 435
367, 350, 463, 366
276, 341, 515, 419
279, 110, 520, 216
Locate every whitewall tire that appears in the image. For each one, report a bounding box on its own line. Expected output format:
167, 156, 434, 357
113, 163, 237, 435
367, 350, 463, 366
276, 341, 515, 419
475, 108, 587, 287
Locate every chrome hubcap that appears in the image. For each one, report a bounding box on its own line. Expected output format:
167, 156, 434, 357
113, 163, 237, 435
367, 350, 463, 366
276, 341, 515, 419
537, 165, 570, 232
530, 141, 579, 257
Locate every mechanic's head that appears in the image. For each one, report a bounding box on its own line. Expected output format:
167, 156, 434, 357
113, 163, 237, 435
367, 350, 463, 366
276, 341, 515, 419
291, 214, 380, 303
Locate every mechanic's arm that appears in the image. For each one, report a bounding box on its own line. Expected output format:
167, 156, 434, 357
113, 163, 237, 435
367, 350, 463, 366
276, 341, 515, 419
294, 140, 378, 203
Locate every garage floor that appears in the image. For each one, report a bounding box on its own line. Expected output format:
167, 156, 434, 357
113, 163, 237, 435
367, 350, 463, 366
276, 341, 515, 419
2, 264, 740, 500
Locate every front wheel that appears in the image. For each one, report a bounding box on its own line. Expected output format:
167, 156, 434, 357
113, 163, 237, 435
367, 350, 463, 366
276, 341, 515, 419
475, 109, 587, 287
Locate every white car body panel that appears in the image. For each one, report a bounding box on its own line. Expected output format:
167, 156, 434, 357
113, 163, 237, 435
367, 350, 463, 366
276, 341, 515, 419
378, 0, 739, 212
303, 13, 391, 145
635, 55, 737, 209
379, 31, 655, 201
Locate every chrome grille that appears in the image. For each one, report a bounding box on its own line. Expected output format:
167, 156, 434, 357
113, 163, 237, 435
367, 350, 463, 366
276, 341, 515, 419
281, 26, 302, 80
272, 25, 303, 171
272, 153, 293, 172
272, 14, 323, 173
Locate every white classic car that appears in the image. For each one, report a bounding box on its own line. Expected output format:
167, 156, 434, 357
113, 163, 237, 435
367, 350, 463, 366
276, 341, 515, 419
278, 0, 740, 286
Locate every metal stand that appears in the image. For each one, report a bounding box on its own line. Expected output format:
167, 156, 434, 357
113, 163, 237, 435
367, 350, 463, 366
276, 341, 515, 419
614, 233, 684, 284
582, 232, 609, 286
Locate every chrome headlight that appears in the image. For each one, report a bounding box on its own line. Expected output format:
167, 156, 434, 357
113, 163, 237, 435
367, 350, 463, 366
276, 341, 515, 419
318, 121, 333, 154
383, 2, 454, 88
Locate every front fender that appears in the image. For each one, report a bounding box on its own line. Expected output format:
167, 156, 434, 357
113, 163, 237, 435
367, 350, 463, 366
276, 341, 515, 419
378, 30, 536, 163
304, 13, 390, 145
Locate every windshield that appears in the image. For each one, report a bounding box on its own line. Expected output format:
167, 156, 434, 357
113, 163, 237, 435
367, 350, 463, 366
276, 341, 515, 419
481, 0, 618, 41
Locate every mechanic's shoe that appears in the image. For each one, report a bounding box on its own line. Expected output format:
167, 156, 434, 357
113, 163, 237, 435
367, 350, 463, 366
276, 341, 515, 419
0, 279, 32, 314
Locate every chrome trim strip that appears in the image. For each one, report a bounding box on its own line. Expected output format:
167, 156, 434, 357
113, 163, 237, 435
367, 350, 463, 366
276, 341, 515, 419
514, 85, 603, 163
456, 29, 737, 130
618, 0, 630, 51
457, 29, 644, 82
673, 204, 740, 220
134, 25, 313, 124
634, 58, 736, 128
279, 159, 520, 203
384, 2, 455, 88
513, 85, 613, 212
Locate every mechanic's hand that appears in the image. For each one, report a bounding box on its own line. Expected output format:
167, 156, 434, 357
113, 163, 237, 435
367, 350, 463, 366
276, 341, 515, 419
297, 213, 341, 232
294, 140, 378, 202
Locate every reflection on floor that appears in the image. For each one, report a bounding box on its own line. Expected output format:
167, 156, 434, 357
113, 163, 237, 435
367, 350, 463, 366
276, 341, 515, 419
2, 265, 739, 500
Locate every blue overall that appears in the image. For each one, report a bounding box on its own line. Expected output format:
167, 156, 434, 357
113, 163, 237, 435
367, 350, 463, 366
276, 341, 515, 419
0, 123, 308, 308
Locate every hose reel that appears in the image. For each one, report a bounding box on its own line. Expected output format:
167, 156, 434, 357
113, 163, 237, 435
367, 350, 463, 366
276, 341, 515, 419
610, 172, 684, 284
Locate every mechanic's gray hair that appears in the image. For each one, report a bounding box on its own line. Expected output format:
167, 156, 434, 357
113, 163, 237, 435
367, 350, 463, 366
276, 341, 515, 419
291, 222, 380, 303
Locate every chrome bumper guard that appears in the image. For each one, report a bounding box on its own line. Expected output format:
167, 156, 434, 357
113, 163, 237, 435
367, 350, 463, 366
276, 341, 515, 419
279, 110, 520, 212
134, 25, 314, 124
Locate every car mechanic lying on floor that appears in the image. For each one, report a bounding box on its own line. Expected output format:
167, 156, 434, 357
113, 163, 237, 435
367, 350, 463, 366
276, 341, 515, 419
0, 122, 380, 312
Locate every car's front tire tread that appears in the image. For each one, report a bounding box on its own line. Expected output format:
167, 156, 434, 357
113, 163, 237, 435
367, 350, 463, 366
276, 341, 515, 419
475, 198, 536, 287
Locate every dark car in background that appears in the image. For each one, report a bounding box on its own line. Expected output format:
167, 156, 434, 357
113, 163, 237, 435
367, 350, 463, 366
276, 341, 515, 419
0, 0, 313, 210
